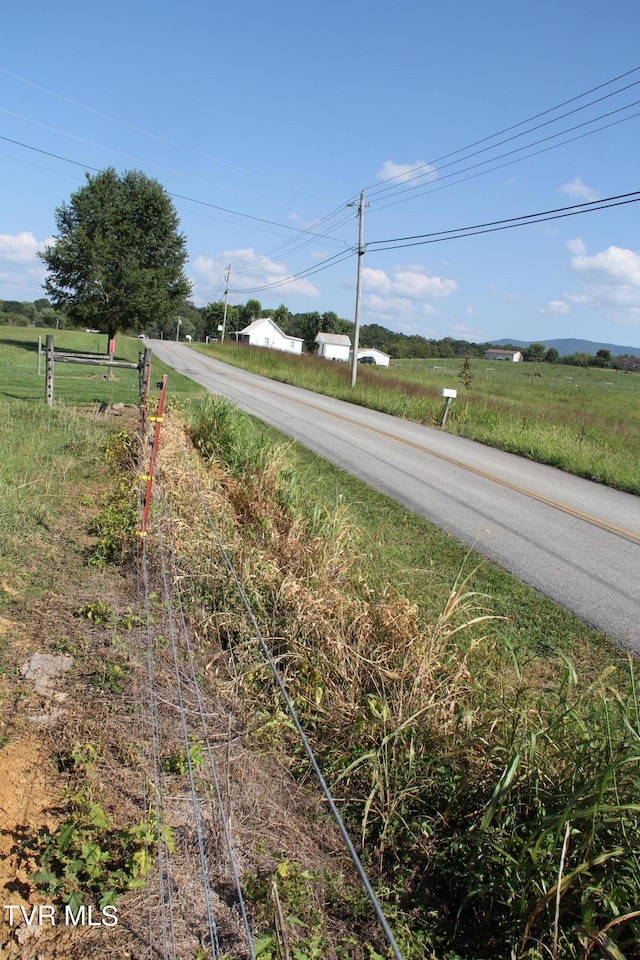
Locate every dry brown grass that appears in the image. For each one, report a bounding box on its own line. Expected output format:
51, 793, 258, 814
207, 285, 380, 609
154, 408, 640, 960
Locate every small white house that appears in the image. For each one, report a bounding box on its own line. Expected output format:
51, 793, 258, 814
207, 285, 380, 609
315, 332, 352, 362
235, 317, 303, 355
485, 348, 523, 362
356, 348, 391, 367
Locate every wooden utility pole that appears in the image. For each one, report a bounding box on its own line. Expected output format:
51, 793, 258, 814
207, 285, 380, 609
221, 264, 231, 343
350, 191, 365, 388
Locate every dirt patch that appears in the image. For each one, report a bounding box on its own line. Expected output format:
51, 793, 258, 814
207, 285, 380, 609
0, 734, 72, 958
0, 735, 60, 880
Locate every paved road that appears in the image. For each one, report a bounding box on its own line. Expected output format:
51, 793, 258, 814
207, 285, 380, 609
148, 341, 640, 649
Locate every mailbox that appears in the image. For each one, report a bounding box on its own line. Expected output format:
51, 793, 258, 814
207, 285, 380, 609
441, 388, 457, 398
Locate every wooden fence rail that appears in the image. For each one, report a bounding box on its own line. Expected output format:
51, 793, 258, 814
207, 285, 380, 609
44, 335, 150, 406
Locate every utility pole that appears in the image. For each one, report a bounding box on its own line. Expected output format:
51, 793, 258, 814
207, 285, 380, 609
221, 264, 231, 343
349, 191, 365, 388
175, 315, 182, 341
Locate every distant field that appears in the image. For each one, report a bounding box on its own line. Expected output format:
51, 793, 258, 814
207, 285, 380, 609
197, 342, 640, 495
0, 327, 205, 407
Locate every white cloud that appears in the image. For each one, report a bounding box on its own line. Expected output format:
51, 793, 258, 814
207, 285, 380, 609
0, 231, 51, 263
376, 160, 437, 184
558, 177, 599, 203
361, 263, 457, 327
450, 322, 484, 340
567, 243, 640, 320
363, 265, 457, 301
540, 300, 570, 315
567, 237, 586, 256
361, 267, 393, 294
0, 232, 52, 296
191, 249, 320, 304
572, 246, 640, 286
393, 269, 457, 298
365, 294, 414, 318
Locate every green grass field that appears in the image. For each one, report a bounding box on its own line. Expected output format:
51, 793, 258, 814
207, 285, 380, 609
196, 342, 640, 494
0, 327, 208, 407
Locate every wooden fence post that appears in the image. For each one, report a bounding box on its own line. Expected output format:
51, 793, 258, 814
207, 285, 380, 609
139, 348, 153, 432
45, 335, 54, 407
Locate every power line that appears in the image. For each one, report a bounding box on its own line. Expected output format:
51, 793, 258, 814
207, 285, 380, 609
0, 65, 338, 203
231, 248, 355, 295
170, 189, 350, 240
0, 134, 101, 171
368, 192, 640, 252
369, 100, 640, 212
0, 134, 352, 242
4, 65, 639, 307
364, 65, 640, 195
368, 108, 640, 215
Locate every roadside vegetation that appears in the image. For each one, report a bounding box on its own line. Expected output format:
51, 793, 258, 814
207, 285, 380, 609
197, 341, 640, 495
1, 326, 638, 959
167, 395, 638, 959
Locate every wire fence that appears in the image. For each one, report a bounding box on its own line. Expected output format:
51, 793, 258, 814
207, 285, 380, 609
132, 373, 404, 959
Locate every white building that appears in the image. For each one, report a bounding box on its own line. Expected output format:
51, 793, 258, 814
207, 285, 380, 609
315, 332, 352, 362
485, 348, 523, 362
235, 317, 304, 355
356, 348, 391, 367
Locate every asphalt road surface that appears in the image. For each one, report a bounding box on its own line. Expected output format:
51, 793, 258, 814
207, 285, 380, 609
148, 341, 640, 650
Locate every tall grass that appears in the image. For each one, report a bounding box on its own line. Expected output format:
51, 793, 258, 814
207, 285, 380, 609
198, 343, 640, 494
158, 399, 640, 959
0, 401, 109, 591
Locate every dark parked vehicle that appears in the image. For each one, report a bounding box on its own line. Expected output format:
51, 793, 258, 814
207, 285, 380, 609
358, 355, 376, 364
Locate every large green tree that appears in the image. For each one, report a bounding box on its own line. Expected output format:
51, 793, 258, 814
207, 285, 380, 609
39, 168, 191, 341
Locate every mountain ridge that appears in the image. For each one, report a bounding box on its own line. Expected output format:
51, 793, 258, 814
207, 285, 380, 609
489, 337, 640, 357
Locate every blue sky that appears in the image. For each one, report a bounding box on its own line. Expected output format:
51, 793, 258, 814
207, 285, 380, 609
2, 0, 639, 348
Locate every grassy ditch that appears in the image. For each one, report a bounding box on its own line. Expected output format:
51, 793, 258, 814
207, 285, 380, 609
195, 342, 640, 495
155, 396, 640, 960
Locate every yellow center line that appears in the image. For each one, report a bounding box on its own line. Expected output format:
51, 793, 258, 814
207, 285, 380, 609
183, 350, 640, 548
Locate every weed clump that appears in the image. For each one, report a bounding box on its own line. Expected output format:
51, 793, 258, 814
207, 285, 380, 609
88, 429, 139, 566
157, 405, 640, 960
19, 744, 167, 912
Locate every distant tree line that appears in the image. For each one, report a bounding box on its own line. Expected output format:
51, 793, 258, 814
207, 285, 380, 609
2, 297, 637, 370
500, 342, 631, 368
0, 298, 67, 328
